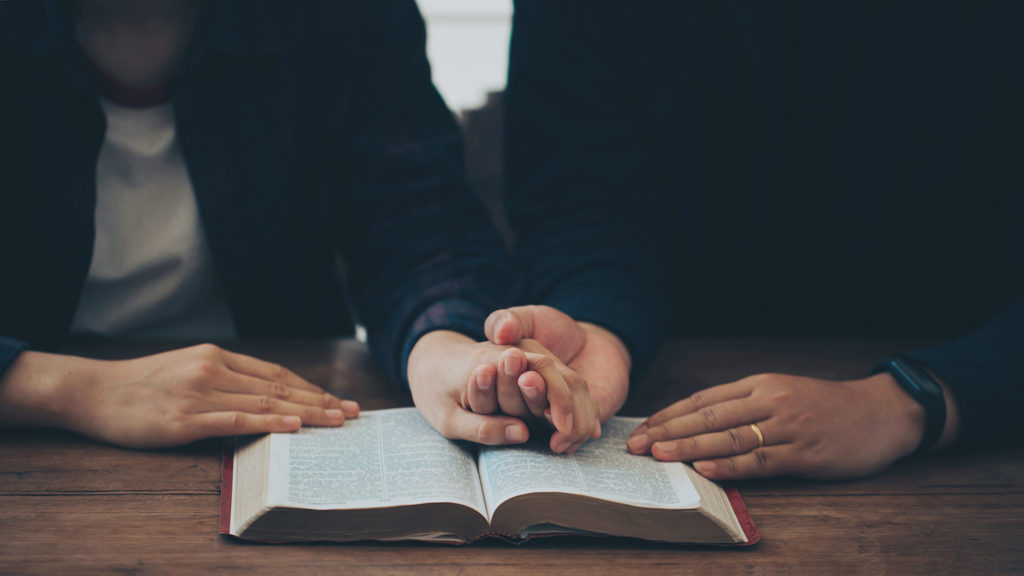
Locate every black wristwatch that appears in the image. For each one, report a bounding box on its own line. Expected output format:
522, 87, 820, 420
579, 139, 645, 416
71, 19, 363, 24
873, 354, 947, 454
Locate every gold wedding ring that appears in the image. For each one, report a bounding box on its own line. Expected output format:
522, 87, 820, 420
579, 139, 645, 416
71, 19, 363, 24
749, 423, 765, 448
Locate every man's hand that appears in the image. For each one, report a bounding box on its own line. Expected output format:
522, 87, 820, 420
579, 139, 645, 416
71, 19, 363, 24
0, 345, 359, 449
626, 372, 958, 480
474, 305, 632, 452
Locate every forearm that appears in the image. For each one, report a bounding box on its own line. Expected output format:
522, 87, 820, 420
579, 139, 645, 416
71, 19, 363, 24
0, 351, 99, 430
339, 0, 515, 382
506, 1, 672, 374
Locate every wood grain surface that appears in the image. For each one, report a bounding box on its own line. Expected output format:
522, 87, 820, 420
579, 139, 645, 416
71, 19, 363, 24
1, 338, 1021, 575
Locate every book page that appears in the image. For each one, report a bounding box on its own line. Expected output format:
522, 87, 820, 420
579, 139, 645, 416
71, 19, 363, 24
266, 408, 486, 515
478, 417, 700, 514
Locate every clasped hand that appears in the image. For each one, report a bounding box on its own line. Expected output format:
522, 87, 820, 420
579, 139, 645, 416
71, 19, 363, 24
408, 306, 631, 454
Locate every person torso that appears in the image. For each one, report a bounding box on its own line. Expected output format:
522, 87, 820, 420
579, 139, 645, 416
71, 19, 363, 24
624, 1, 1023, 336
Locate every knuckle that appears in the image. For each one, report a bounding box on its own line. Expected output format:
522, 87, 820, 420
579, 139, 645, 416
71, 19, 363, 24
698, 407, 720, 430
728, 428, 745, 452
226, 412, 244, 432
470, 347, 495, 365
474, 421, 492, 444
564, 372, 583, 392
680, 437, 699, 458
188, 360, 219, 380
268, 363, 290, 380
792, 410, 815, 427
770, 389, 795, 405
688, 391, 707, 411
321, 393, 334, 408
177, 389, 204, 411
532, 356, 555, 372
721, 457, 739, 475
255, 395, 274, 412
754, 448, 771, 473
271, 383, 290, 399
193, 343, 222, 358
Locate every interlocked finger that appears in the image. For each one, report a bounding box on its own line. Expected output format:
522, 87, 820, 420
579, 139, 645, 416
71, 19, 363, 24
466, 364, 499, 414
496, 349, 530, 418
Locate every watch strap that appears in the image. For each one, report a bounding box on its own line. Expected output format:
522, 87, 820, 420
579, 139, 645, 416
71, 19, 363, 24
873, 354, 947, 454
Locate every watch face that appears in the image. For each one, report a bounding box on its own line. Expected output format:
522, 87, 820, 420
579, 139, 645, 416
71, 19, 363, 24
894, 357, 943, 396
887, 355, 946, 454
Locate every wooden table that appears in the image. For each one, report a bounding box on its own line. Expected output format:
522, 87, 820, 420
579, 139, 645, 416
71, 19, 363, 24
2, 338, 1022, 575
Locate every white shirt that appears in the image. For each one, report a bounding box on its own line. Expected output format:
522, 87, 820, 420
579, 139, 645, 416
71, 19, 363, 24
70, 99, 237, 339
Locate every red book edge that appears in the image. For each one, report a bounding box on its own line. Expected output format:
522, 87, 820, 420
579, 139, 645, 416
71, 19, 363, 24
219, 449, 233, 535
726, 485, 761, 546
219, 447, 760, 546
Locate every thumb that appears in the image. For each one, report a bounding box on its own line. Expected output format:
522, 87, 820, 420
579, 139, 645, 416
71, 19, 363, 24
485, 307, 536, 345
445, 409, 530, 445
486, 305, 587, 362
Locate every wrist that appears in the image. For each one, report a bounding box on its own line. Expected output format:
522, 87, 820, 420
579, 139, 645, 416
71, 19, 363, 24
0, 351, 101, 430
859, 372, 927, 460
577, 322, 631, 421
407, 330, 475, 389
923, 368, 961, 450
578, 322, 631, 373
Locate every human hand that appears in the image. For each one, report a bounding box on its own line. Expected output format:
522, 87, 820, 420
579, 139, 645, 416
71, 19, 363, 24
407, 330, 591, 451
627, 373, 931, 480
476, 306, 632, 447
461, 336, 601, 454
0, 345, 359, 449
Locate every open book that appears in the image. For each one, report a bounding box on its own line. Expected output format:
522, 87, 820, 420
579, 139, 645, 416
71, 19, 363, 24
220, 408, 759, 545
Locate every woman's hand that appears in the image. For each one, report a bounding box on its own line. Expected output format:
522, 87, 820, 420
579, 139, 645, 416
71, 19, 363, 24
627, 372, 940, 480
0, 344, 359, 448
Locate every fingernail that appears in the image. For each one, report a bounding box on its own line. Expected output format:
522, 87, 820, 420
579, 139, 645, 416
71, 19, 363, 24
326, 409, 343, 421
694, 461, 716, 475
564, 413, 574, 432
627, 434, 649, 452
504, 354, 523, 374
555, 441, 572, 453
340, 400, 360, 416
282, 416, 301, 427
476, 373, 493, 391
495, 312, 512, 335
505, 425, 527, 443
520, 383, 540, 399
653, 441, 676, 455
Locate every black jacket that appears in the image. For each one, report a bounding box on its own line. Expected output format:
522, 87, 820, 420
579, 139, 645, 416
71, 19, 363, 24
0, 0, 514, 382
506, 0, 1023, 445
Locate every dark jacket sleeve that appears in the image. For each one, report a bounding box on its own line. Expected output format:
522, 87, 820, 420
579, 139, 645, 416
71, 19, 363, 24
0, 338, 28, 380
910, 298, 1024, 448
505, 0, 674, 375
338, 0, 517, 383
